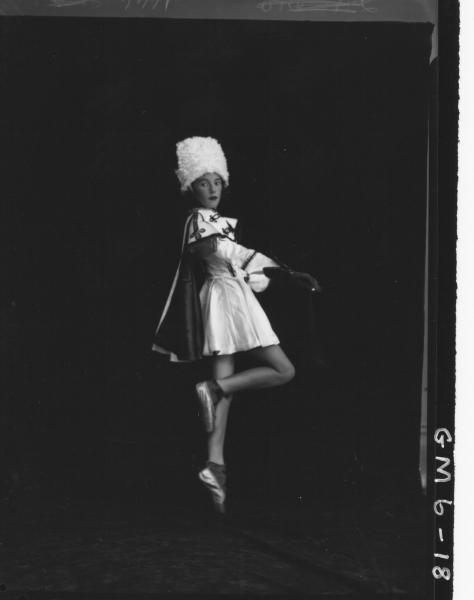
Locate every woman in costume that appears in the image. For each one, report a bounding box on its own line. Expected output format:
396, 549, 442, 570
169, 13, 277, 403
153, 137, 320, 513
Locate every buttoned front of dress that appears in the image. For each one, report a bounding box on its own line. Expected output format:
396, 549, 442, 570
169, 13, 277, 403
188, 208, 280, 356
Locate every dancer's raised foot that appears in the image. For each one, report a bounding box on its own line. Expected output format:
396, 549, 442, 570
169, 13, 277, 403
198, 461, 226, 514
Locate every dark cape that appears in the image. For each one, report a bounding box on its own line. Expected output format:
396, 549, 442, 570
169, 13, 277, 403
152, 252, 206, 362
152, 213, 207, 362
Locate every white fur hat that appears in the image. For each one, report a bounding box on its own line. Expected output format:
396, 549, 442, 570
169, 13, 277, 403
175, 136, 229, 192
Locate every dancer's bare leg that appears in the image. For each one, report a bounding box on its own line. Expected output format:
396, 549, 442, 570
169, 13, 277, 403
216, 345, 295, 396
208, 354, 235, 465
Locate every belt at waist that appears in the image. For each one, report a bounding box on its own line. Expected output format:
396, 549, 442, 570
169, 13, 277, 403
206, 261, 249, 281
206, 272, 250, 282
206, 273, 248, 280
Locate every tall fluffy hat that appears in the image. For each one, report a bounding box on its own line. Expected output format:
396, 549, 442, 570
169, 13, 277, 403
175, 136, 229, 192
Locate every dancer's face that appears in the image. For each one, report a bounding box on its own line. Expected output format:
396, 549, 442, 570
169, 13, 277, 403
191, 172, 223, 209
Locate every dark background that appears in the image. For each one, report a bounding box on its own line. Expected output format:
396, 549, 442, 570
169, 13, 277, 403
1, 17, 431, 506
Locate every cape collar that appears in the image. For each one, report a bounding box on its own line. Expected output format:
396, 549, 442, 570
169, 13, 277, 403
190, 207, 220, 218
189, 207, 238, 241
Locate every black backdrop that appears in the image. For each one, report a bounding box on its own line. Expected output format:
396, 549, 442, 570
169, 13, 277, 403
1, 17, 432, 503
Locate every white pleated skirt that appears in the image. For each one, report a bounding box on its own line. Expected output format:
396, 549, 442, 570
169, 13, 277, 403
199, 275, 280, 356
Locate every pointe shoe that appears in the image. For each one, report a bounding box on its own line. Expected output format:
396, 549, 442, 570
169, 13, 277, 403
195, 380, 221, 433
198, 462, 226, 514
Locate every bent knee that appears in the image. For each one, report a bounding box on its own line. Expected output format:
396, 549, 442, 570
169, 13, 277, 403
278, 362, 295, 384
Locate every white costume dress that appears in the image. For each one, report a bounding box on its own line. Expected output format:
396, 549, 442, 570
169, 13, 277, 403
192, 208, 280, 356
153, 207, 280, 359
